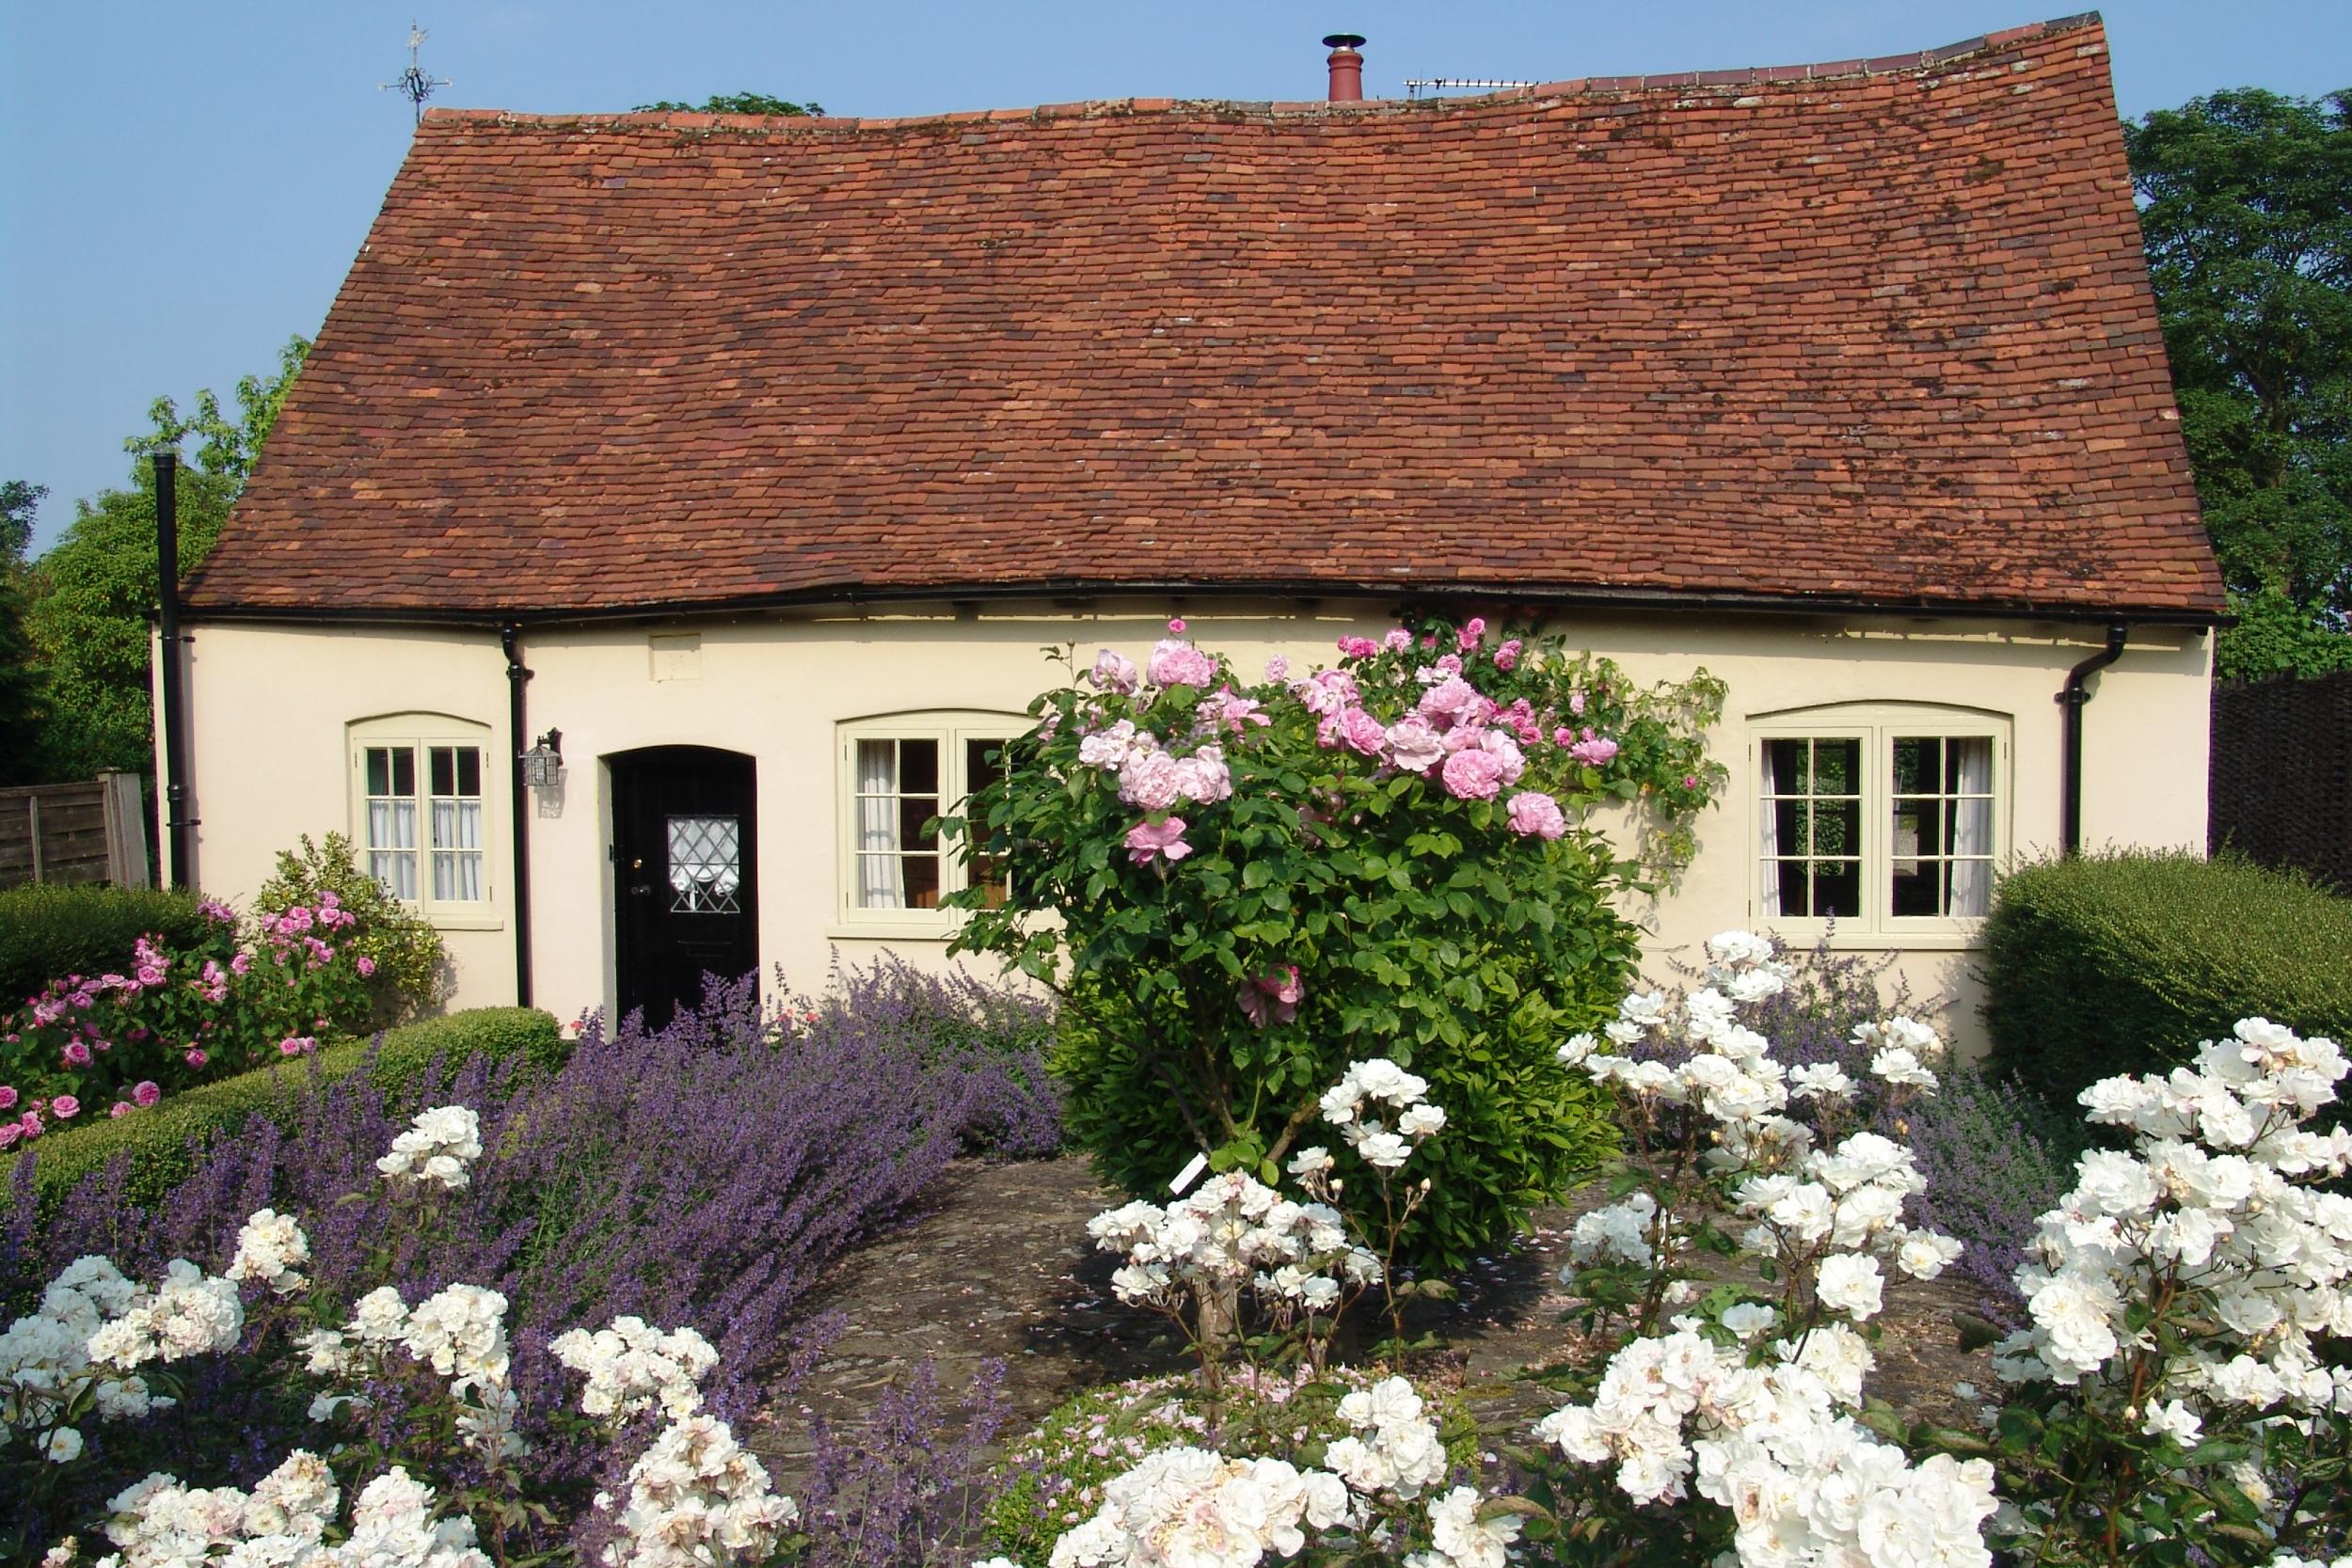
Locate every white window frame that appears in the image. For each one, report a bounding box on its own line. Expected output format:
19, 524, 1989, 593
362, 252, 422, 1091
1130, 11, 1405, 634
348, 715, 500, 929
1748, 703, 2010, 948
834, 711, 1024, 939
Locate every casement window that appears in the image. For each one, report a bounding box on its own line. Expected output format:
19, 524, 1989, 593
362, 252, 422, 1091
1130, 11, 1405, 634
1752, 705, 2008, 940
350, 717, 492, 920
837, 713, 1021, 931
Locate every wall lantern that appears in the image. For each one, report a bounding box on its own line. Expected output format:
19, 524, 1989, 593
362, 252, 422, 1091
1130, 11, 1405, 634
521, 729, 564, 788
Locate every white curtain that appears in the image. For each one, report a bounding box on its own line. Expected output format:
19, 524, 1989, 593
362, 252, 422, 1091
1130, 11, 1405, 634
856, 740, 906, 909
431, 798, 484, 902
369, 798, 418, 900
1757, 740, 1782, 916
1947, 738, 1993, 915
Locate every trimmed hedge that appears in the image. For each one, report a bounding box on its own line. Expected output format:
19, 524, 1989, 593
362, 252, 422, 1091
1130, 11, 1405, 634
1981, 850, 2352, 1108
4, 1006, 565, 1212
0, 884, 211, 1007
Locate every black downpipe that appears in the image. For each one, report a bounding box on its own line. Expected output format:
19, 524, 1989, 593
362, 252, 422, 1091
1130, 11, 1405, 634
2058, 623, 2128, 856
153, 453, 195, 888
501, 626, 534, 1007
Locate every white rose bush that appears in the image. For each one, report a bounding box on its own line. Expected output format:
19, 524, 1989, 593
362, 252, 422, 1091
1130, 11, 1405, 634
5, 1104, 799, 1568
994, 933, 2352, 1568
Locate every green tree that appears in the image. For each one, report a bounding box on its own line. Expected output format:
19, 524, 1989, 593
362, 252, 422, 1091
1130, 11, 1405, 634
631, 91, 823, 116
2125, 88, 2352, 678
24, 338, 309, 779
0, 481, 46, 784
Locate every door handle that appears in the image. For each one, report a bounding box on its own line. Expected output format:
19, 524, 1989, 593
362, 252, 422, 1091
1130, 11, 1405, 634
629, 883, 656, 896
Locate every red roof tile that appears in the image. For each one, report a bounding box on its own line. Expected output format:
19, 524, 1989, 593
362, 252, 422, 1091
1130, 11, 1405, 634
186, 13, 2223, 621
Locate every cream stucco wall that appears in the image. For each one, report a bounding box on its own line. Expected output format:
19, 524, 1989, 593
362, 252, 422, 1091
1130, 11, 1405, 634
172, 600, 2212, 1052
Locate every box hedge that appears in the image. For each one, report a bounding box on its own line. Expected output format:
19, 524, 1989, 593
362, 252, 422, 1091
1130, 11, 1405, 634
1980, 850, 2352, 1109
4, 1006, 565, 1212
0, 883, 213, 1007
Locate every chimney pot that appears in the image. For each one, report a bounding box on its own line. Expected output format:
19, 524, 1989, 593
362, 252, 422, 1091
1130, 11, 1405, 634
1322, 33, 1365, 102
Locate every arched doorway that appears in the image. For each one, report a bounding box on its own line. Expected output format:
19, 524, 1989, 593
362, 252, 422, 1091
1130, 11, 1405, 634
609, 746, 757, 1031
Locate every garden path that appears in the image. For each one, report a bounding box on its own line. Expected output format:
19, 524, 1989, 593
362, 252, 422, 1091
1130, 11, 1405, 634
749, 1154, 1996, 1493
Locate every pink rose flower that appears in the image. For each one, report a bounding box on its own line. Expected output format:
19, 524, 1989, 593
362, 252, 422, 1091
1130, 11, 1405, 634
1382, 628, 1412, 652
1683, 773, 1700, 790
1481, 728, 1528, 784
1171, 747, 1232, 805
1145, 638, 1218, 689
1493, 638, 1522, 671
134, 1081, 162, 1107
1385, 716, 1446, 774
1298, 669, 1359, 718
1167, 617, 1186, 634
1333, 637, 1377, 660
0, 1125, 17, 1148
1567, 733, 1621, 768
1568, 690, 1587, 716
112, 1102, 132, 1118
51, 1095, 79, 1119
1441, 748, 1507, 800
0, 1085, 15, 1110
1125, 816, 1193, 866
1458, 617, 1486, 650
1337, 707, 1389, 758
185, 1048, 209, 1069
1418, 675, 1485, 727
1552, 726, 1578, 747
1237, 965, 1305, 1027
1506, 791, 1568, 840
230, 953, 252, 975
1501, 698, 1542, 744
279, 1036, 318, 1057
357, 956, 377, 977
1265, 656, 1292, 680
1119, 749, 1184, 812
1089, 648, 1140, 694
62, 1041, 91, 1067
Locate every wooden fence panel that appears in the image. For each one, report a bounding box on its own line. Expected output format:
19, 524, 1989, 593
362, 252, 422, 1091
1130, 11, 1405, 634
0, 777, 151, 891
2210, 670, 2352, 891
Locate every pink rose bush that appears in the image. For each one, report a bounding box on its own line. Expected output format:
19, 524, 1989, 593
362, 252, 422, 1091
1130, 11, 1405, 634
949, 615, 1725, 1270
1, 894, 376, 1134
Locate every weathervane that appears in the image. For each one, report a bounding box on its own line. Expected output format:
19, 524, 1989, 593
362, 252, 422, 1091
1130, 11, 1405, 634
381, 23, 451, 125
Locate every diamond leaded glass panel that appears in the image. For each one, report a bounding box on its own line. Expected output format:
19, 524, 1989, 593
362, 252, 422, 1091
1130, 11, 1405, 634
667, 815, 741, 913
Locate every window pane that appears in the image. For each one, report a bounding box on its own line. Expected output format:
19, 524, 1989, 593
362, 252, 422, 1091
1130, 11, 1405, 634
1813, 860, 1862, 919
430, 746, 454, 799
391, 747, 415, 797
366, 747, 391, 797
898, 795, 939, 851
964, 736, 1006, 795
902, 851, 941, 910
900, 738, 939, 795
456, 747, 481, 797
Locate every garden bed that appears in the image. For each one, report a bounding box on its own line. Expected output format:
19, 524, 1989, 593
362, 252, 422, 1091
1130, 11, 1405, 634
751, 1154, 1996, 1499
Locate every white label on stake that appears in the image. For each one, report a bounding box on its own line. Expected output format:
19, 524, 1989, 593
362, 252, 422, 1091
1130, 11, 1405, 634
1168, 1150, 1210, 1196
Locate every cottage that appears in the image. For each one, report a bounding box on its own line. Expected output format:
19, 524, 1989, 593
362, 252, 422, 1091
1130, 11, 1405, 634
169, 16, 2222, 1040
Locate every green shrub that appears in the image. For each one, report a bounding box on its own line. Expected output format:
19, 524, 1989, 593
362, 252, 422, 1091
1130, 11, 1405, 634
0, 883, 209, 1007
3, 1006, 564, 1212
1980, 849, 2352, 1108
256, 832, 450, 1028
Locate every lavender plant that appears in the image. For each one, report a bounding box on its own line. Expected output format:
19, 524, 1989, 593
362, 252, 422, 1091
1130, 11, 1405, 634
7, 958, 1060, 1550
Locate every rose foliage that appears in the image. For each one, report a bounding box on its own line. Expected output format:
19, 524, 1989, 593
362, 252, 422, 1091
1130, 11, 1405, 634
948, 615, 1724, 1270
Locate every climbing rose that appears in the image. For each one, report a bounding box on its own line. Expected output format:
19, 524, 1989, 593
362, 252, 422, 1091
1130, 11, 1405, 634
1505, 791, 1567, 840
1126, 817, 1193, 865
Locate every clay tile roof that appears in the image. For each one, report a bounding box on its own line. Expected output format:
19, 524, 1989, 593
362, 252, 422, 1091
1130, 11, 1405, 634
186, 12, 2223, 621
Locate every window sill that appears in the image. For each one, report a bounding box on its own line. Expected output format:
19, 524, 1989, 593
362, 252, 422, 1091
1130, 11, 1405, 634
827, 920, 959, 943
1748, 921, 1985, 953
424, 913, 506, 933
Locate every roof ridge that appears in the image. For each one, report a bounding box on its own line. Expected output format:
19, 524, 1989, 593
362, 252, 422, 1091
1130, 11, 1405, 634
421, 11, 2104, 135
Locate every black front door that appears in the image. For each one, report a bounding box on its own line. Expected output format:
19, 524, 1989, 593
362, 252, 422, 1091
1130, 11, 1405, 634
611, 746, 757, 1031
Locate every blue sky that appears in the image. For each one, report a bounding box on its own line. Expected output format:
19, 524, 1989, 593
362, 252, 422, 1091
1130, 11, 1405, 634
5, 1, 2347, 553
